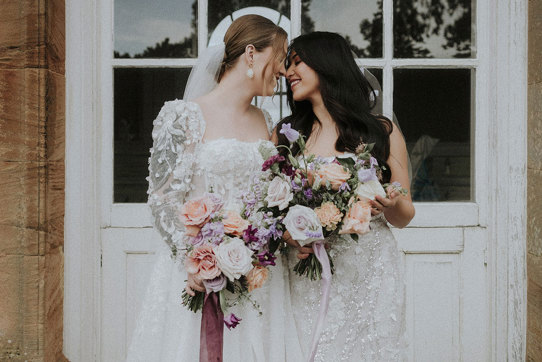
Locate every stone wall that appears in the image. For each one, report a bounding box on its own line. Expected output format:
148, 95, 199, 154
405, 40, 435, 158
528, 0, 542, 361
0, 0, 66, 360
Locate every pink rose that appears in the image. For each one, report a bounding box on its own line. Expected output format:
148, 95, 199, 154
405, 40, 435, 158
222, 210, 250, 237
316, 163, 351, 190
185, 245, 221, 280
179, 196, 215, 236
246, 266, 269, 292
339, 199, 371, 235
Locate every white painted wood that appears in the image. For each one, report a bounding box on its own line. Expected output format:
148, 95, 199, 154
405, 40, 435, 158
487, 0, 528, 360
109, 202, 479, 229
65, 0, 102, 360
460, 227, 489, 360
112, 59, 197, 68
101, 228, 159, 361
291, 0, 301, 38
405, 254, 461, 362
392, 227, 464, 253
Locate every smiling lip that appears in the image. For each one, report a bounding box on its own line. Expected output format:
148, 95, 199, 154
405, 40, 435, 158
290, 79, 301, 89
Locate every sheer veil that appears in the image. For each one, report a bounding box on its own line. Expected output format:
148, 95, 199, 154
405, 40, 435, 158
183, 43, 225, 101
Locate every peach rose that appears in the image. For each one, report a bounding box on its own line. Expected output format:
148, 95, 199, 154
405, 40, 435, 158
339, 199, 371, 235
314, 202, 344, 231
246, 266, 269, 292
185, 244, 221, 280
179, 196, 215, 236
222, 210, 250, 237
316, 163, 351, 190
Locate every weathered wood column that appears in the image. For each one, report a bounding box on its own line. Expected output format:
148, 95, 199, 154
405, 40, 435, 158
528, 0, 542, 360
0, 0, 66, 360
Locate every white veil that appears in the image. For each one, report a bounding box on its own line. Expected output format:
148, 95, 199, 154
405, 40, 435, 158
183, 43, 226, 101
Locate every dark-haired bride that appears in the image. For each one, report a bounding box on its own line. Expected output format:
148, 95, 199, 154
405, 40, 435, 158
276, 32, 415, 361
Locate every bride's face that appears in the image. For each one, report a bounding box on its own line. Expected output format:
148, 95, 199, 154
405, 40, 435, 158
285, 51, 320, 102
253, 40, 288, 97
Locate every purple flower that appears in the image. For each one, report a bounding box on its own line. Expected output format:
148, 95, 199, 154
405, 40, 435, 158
291, 179, 303, 192
392, 181, 402, 188
357, 168, 378, 183
339, 182, 351, 192
224, 313, 242, 329
257, 251, 277, 266
203, 274, 227, 293
279, 123, 300, 143
200, 222, 225, 245
370, 156, 379, 167
262, 155, 285, 171
190, 233, 204, 246
304, 188, 313, 200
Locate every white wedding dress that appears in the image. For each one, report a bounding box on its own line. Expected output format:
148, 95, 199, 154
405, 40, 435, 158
126, 100, 303, 362
288, 159, 407, 361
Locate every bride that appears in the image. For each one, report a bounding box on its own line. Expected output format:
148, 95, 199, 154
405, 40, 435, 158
126, 15, 302, 361
277, 32, 415, 361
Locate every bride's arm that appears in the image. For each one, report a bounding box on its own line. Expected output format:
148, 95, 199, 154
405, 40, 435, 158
370, 124, 415, 228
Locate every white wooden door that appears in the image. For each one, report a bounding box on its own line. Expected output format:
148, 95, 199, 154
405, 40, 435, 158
62, 0, 525, 361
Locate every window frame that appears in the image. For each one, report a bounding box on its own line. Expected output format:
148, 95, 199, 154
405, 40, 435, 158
105, 0, 485, 228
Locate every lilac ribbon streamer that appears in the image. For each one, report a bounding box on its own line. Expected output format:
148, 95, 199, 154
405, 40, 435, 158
307, 240, 332, 362
200, 292, 224, 362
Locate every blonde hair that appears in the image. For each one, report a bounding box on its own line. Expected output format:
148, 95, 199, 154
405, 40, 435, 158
217, 14, 287, 82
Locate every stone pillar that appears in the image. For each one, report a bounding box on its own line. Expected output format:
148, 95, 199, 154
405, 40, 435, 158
0, 0, 66, 360
528, 0, 542, 360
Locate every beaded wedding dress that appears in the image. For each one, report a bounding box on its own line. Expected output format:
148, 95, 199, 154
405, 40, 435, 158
288, 162, 407, 361
126, 100, 303, 362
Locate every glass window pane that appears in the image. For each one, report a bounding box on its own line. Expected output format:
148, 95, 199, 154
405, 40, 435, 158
114, 68, 191, 203
208, 1, 290, 44
393, 0, 472, 58
302, 0, 383, 58
394, 69, 472, 201
114, 0, 197, 58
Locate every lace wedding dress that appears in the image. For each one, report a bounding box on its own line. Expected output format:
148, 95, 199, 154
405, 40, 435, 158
126, 100, 303, 362
288, 159, 407, 361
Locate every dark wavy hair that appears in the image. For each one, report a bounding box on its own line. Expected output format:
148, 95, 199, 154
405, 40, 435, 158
276, 31, 393, 182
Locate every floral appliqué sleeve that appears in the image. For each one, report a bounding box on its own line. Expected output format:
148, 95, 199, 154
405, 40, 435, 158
147, 100, 205, 256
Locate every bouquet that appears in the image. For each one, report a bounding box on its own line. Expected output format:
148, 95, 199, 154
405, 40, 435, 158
244, 123, 407, 280
178, 192, 281, 327
243, 123, 407, 361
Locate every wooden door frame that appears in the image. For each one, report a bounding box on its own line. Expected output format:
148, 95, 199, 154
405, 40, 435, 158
64, 0, 527, 360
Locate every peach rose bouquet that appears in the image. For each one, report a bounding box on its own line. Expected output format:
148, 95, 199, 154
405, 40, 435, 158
178, 192, 282, 328
243, 123, 407, 280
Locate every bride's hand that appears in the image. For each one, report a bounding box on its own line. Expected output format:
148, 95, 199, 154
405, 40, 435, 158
185, 273, 205, 296
370, 191, 399, 215
283, 231, 315, 260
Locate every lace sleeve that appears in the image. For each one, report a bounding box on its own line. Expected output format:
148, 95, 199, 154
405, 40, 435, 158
147, 100, 205, 254
262, 108, 276, 136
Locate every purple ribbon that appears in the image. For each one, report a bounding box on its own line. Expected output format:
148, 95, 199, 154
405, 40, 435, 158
307, 240, 332, 362
200, 292, 224, 362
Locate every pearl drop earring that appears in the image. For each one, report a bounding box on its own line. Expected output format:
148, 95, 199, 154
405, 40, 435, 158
246, 65, 254, 79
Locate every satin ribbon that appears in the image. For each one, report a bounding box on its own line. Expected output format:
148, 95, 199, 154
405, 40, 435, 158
307, 240, 332, 362
200, 292, 224, 362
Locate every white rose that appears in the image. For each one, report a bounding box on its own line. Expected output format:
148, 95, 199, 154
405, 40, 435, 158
265, 176, 293, 210
283, 205, 324, 247
354, 180, 386, 201
215, 238, 254, 281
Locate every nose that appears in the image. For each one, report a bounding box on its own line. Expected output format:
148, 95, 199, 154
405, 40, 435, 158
285, 63, 295, 79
